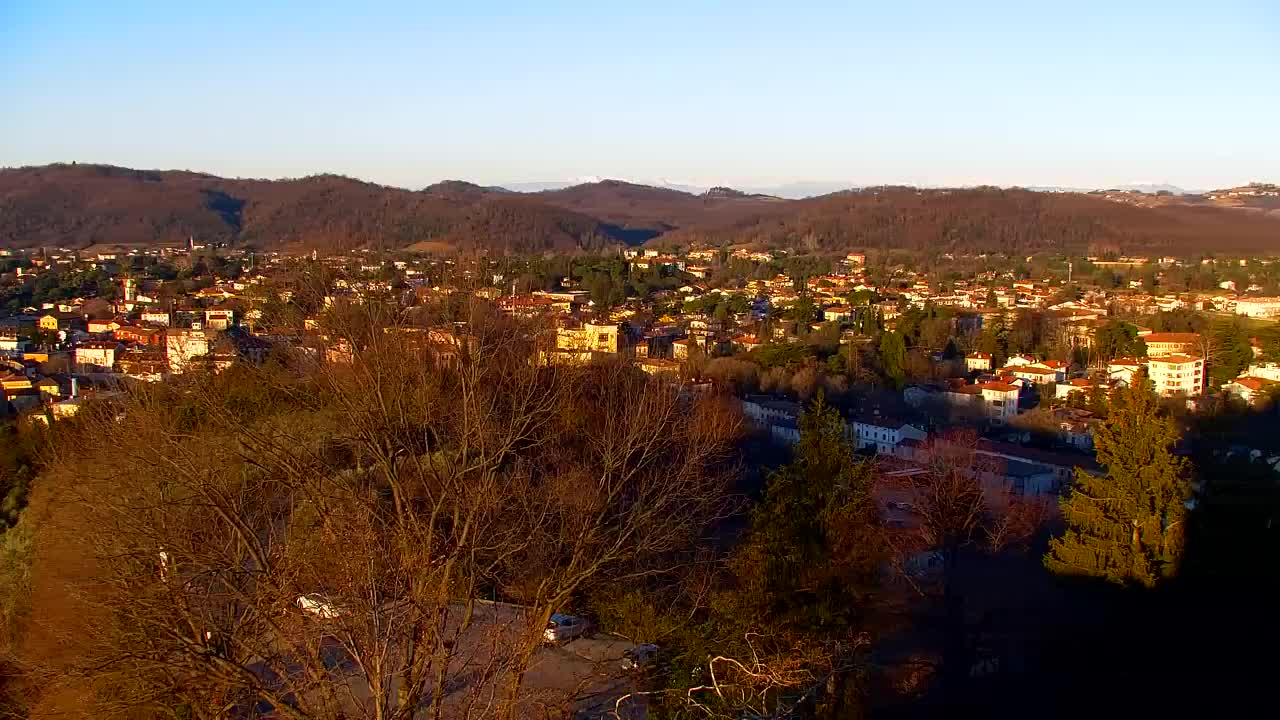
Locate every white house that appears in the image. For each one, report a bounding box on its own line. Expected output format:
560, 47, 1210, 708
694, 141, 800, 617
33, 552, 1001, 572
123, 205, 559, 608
141, 310, 172, 326
1107, 358, 1144, 386
741, 395, 804, 444
75, 341, 121, 371
944, 382, 1020, 422
848, 412, 927, 455
1004, 364, 1060, 385
823, 306, 852, 323
965, 352, 993, 373
1222, 376, 1277, 405
1056, 377, 1096, 400
166, 328, 216, 373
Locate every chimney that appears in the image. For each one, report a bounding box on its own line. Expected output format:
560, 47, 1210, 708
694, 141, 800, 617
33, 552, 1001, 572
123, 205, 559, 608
70, 376, 78, 398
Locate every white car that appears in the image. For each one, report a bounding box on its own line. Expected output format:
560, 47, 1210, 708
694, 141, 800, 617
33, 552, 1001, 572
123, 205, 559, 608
543, 613, 590, 644
296, 593, 346, 619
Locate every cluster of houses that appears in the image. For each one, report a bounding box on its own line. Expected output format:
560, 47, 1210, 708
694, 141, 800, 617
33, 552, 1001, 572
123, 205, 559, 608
0, 256, 291, 418
6, 242, 1280, 426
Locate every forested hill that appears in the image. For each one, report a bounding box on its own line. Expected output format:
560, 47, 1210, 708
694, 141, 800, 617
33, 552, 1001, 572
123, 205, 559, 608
3, 164, 1279, 256
648, 186, 1280, 256
0, 164, 622, 254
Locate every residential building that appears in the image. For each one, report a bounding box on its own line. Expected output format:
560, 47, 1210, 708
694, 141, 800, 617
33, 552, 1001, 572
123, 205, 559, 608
1056, 377, 1096, 400
75, 341, 121, 371
204, 307, 236, 331
141, 309, 172, 326
1243, 363, 1280, 382
965, 352, 992, 372
1147, 354, 1205, 397
1107, 358, 1144, 385
1222, 376, 1278, 405
944, 382, 1020, 422
672, 338, 690, 361
1143, 332, 1201, 357
556, 322, 623, 354
0, 372, 33, 394
1234, 297, 1280, 319
86, 318, 121, 334
740, 396, 803, 444
637, 358, 681, 376
35, 377, 62, 397
114, 325, 165, 346
823, 306, 852, 323
1004, 364, 1059, 385
166, 328, 217, 372
0, 331, 28, 353
848, 412, 927, 454
39, 312, 83, 333
117, 349, 170, 381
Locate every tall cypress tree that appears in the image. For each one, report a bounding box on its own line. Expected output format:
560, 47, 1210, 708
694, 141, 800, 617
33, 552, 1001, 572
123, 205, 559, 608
1045, 371, 1191, 587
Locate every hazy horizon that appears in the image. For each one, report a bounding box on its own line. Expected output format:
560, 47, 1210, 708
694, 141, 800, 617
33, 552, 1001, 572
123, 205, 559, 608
0, 162, 1230, 198
3, 1, 1277, 190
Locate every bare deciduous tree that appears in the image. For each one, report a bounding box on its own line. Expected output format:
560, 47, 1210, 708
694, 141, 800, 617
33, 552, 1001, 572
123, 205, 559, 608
16, 304, 742, 720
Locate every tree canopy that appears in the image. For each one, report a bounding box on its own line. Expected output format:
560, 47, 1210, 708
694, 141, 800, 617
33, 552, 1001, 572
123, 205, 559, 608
1045, 372, 1191, 587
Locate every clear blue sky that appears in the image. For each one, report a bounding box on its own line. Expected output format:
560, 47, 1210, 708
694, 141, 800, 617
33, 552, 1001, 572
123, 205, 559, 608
2, 0, 1277, 190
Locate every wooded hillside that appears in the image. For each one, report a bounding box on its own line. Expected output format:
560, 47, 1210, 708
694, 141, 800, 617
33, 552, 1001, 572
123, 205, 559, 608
3, 165, 1278, 255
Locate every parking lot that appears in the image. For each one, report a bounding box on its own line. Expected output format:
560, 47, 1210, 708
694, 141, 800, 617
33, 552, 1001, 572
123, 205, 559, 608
325, 600, 647, 719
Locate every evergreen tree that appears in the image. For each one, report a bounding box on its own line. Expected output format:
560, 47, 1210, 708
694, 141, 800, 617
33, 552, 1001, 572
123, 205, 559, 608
879, 331, 907, 389
1087, 379, 1110, 418
977, 314, 1009, 366
1045, 372, 1191, 587
732, 394, 882, 631
1208, 319, 1253, 387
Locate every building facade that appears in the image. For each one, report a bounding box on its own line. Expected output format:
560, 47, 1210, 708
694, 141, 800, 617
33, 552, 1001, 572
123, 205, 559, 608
1148, 354, 1205, 397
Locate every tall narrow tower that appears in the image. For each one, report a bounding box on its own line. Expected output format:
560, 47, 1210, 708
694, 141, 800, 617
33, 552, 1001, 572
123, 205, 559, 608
122, 276, 138, 303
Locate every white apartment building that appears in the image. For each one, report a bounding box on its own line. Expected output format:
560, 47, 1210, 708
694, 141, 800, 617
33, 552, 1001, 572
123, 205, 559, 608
1143, 332, 1201, 358
1147, 354, 1204, 397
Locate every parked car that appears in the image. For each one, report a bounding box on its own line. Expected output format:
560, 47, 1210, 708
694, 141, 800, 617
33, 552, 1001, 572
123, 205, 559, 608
543, 613, 590, 644
621, 643, 660, 670
296, 593, 346, 619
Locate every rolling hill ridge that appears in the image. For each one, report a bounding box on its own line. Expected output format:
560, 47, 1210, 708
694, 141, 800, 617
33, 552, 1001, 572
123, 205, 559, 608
2, 164, 1278, 256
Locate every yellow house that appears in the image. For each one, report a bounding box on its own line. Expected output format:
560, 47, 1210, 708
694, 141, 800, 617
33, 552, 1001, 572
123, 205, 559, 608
0, 373, 33, 393
39, 312, 84, 332
555, 322, 622, 354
